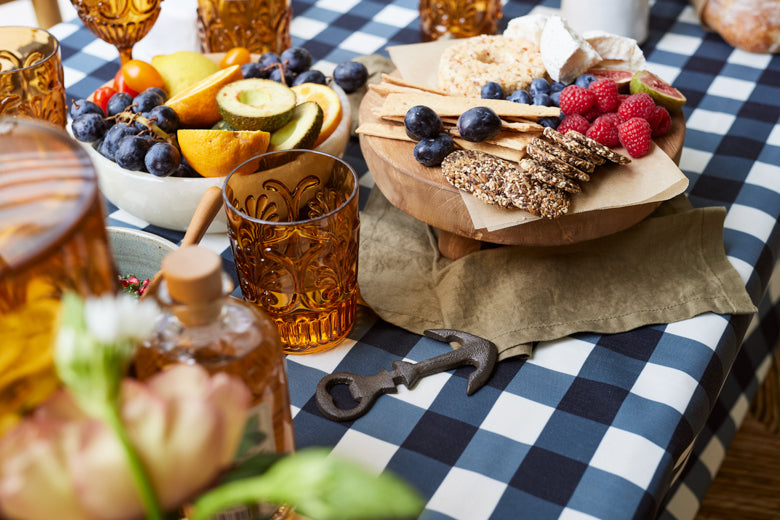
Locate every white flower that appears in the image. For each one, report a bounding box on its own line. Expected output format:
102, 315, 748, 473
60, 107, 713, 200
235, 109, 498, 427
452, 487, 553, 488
84, 294, 159, 344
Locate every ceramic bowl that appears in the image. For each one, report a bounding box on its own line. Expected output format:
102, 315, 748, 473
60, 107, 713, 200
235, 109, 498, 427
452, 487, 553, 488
108, 226, 178, 282
85, 83, 352, 234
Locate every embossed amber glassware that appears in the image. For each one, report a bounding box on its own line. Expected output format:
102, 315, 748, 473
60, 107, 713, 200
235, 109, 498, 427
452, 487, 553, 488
418, 0, 502, 41
70, 0, 164, 64
197, 0, 292, 54
0, 27, 66, 128
0, 117, 117, 435
223, 149, 360, 355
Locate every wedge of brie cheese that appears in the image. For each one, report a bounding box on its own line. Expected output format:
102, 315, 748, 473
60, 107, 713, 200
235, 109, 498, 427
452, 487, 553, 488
539, 15, 602, 83
584, 30, 646, 71
503, 13, 549, 47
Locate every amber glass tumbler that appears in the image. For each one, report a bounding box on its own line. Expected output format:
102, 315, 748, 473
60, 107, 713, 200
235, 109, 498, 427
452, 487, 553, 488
0, 27, 66, 128
197, 0, 292, 54
224, 149, 360, 355
419, 0, 502, 41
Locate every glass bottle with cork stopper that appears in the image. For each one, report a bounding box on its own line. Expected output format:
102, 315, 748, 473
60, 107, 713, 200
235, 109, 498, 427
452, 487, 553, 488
134, 244, 296, 465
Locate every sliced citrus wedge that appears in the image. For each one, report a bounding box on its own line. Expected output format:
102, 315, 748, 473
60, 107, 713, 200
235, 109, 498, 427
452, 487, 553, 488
291, 83, 343, 147
177, 128, 270, 178
165, 65, 243, 128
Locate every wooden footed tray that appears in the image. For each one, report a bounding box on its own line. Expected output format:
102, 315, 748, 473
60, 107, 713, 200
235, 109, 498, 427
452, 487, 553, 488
358, 85, 686, 259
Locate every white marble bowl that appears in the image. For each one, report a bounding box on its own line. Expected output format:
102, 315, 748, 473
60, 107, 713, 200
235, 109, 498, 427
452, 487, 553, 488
108, 226, 178, 281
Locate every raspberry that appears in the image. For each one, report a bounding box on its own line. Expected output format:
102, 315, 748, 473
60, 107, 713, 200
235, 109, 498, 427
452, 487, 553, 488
617, 93, 655, 122
581, 105, 603, 122
599, 112, 623, 126
618, 117, 652, 158
559, 85, 596, 115
649, 105, 671, 137
586, 115, 620, 147
557, 114, 590, 135
588, 79, 619, 112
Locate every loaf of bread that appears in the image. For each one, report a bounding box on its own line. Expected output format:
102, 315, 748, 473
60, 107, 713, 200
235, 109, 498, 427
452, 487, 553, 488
699, 0, 780, 54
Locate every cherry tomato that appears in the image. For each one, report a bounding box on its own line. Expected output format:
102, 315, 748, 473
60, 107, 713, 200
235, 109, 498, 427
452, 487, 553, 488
92, 86, 117, 115
220, 47, 252, 69
119, 59, 166, 93
113, 69, 139, 97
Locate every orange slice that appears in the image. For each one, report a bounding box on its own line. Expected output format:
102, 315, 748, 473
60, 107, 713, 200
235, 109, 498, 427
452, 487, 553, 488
177, 128, 270, 178
291, 83, 343, 147
165, 65, 243, 128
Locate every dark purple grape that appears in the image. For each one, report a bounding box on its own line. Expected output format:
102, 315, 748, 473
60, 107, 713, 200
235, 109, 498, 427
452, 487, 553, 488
69, 99, 104, 119
241, 61, 269, 79
146, 87, 168, 102
71, 113, 108, 142
144, 142, 180, 177
258, 52, 281, 69
404, 105, 443, 141
100, 122, 138, 160
293, 69, 327, 86
457, 107, 501, 142
146, 104, 180, 133
281, 47, 312, 74
269, 66, 295, 86
333, 61, 368, 93
170, 156, 199, 177
107, 92, 133, 116
132, 89, 164, 113
413, 133, 454, 167
115, 135, 150, 170
480, 81, 504, 100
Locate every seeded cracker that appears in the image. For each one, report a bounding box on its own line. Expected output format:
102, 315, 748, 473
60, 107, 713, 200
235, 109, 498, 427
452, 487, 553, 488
527, 144, 591, 182
565, 131, 631, 164
529, 136, 595, 173
520, 158, 581, 193
543, 127, 606, 165
441, 150, 570, 218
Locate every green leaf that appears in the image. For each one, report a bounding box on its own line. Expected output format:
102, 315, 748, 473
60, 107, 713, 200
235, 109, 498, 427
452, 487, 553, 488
191, 448, 424, 520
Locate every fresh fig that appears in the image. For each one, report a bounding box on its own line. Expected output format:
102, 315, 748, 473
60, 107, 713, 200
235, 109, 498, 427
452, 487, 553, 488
630, 70, 687, 111
586, 68, 634, 92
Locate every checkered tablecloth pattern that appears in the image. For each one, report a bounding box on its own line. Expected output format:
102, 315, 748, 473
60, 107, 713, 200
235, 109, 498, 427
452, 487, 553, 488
47, 0, 780, 518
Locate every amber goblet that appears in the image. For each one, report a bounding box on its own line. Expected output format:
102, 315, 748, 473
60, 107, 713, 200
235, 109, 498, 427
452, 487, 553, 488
70, 0, 164, 64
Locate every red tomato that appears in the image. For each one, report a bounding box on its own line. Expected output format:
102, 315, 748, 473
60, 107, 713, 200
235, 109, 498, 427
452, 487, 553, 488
92, 86, 116, 114
220, 47, 251, 69
113, 69, 139, 97
120, 60, 166, 94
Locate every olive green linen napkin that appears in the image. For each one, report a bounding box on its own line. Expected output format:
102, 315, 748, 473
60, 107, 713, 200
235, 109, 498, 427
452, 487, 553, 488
357, 190, 756, 360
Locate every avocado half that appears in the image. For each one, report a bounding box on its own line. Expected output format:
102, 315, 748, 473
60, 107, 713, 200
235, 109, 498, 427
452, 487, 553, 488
270, 101, 324, 151
216, 78, 297, 132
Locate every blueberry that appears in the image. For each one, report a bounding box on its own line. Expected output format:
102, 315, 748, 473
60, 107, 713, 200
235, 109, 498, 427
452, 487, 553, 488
241, 61, 269, 79
333, 61, 368, 94
533, 93, 551, 106
146, 104, 180, 133
281, 47, 312, 74
480, 81, 504, 100
413, 133, 454, 167
538, 116, 561, 129
132, 90, 164, 113
269, 66, 295, 86
404, 105, 443, 141
69, 99, 104, 119
100, 122, 138, 160
529, 78, 550, 95
144, 142, 180, 177
107, 92, 134, 116
506, 90, 532, 104
575, 74, 597, 88
71, 113, 108, 142
115, 135, 150, 170
457, 107, 501, 142
292, 69, 327, 86
550, 81, 567, 93
258, 51, 281, 69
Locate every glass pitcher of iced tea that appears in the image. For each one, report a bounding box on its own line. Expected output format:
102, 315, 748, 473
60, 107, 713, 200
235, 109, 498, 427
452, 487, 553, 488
0, 118, 117, 434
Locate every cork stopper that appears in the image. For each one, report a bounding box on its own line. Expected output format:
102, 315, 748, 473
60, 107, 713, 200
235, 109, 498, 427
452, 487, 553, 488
161, 246, 224, 305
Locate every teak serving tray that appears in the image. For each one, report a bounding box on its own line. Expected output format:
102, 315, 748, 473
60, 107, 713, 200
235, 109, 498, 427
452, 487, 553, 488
358, 85, 686, 259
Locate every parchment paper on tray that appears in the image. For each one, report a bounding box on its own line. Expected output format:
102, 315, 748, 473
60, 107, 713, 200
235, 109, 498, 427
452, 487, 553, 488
387, 40, 689, 231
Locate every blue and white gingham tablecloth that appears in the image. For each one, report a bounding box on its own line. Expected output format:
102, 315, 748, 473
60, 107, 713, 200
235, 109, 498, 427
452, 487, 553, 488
42, 0, 780, 518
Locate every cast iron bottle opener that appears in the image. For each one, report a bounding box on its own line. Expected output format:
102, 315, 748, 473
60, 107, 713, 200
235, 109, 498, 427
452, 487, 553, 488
315, 329, 499, 422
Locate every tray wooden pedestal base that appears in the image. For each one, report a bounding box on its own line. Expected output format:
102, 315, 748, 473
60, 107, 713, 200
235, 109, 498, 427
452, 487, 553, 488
358, 87, 686, 260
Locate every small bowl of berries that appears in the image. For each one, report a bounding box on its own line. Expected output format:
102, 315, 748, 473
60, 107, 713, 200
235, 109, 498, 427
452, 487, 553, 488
107, 226, 177, 298
70, 48, 365, 233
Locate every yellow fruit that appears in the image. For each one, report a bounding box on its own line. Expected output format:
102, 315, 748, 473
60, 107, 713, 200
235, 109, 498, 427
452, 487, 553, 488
165, 65, 243, 128
291, 83, 343, 147
151, 51, 220, 96
177, 128, 271, 178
